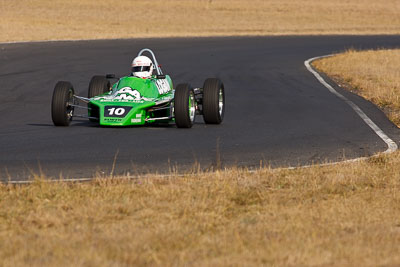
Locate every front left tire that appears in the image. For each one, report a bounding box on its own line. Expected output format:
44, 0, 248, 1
202, 78, 225, 124
174, 83, 196, 128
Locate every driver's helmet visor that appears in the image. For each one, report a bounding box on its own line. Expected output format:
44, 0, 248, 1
132, 66, 151, 73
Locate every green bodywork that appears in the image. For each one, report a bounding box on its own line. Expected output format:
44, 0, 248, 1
88, 75, 174, 126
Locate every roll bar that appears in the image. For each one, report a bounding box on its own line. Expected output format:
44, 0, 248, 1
137, 48, 163, 75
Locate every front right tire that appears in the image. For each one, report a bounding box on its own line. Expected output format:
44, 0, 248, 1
51, 81, 74, 126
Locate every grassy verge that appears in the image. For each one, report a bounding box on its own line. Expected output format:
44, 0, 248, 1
313, 49, 400, 127
1, 153, 400, 266
1, 0, 400, 42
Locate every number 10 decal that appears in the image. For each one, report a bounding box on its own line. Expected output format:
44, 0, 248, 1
108, 107, 125, 116
104, 106, 132, 118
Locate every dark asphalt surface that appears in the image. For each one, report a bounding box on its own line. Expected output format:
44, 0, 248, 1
1, 36, 400, 181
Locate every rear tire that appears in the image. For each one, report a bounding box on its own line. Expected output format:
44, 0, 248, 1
202, 78, 225, 124
51, 81, 74, 126
175, 83, 196, 128
88, 76, 110, 122
88, 75, 110, 98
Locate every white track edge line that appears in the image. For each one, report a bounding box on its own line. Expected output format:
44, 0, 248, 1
2, 53, 398, 184
305, 54, 398, 154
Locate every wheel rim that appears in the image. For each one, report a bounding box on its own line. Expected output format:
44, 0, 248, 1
218, 88, 224, 116
189, 92, 195, 122
66, 90, 74, 120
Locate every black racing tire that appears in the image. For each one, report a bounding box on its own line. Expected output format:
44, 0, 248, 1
88, 75, 110, 98
202, 78, 225, 124
51, 81, 74, 126
175, 83, 196, 128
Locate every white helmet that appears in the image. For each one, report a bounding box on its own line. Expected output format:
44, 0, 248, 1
131, 56, 154, 79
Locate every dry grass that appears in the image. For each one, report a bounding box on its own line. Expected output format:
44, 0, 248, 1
313, 49, 400, 126
1, 153, 400, 266
1, 0, 400, 42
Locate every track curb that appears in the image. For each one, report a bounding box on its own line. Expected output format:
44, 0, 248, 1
304, 55, 398, 154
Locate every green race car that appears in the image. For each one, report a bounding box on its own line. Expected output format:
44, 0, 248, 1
51, 48, 225, 128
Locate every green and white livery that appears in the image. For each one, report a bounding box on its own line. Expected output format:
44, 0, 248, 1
51, 48, 225, 128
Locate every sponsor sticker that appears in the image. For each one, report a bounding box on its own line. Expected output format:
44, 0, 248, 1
94, 87, 143, 102
104, 118, 122, 122
155, 79, 171, 95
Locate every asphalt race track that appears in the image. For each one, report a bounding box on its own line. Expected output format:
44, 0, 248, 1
1, 36, 400, 181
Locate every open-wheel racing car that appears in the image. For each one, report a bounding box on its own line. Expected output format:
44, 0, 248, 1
51, 48, 225, 128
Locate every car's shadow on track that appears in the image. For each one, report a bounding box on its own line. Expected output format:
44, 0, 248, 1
95, 123, 177, 129
27, 123, 54, 127
28, 120, 202, 128
27, 120, 94, 127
